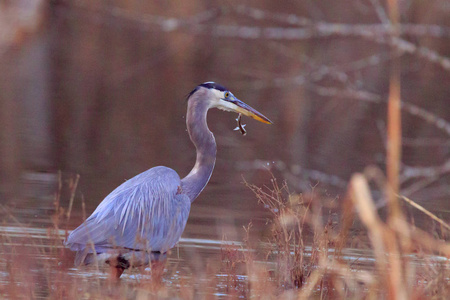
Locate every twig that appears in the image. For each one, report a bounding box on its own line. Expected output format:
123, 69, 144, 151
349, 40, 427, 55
66, 174, 80, 221
369, 0, 390, 25
398, 194, 450, 232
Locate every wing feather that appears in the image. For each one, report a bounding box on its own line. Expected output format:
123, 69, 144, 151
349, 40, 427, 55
66, 166, 190, 257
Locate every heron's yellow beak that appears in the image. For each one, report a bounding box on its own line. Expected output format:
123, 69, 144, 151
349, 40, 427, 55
220, 96, 272, 124
234, 105, 272, 124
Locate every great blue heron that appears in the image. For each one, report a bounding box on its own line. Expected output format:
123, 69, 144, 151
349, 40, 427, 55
65, 82, 272, 278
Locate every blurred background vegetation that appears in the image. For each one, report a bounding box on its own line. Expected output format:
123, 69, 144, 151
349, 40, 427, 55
0, 0, 449, 233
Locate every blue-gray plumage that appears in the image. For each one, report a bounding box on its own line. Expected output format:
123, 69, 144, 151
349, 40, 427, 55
65, 82, 272, 277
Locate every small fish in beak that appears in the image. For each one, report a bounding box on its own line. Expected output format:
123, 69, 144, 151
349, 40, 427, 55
234, 113, 247, 136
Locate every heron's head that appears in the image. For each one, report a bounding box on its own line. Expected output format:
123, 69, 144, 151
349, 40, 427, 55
187, 82, 272, 124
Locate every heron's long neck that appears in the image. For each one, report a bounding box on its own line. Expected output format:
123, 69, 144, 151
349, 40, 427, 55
181, 99, 217, 202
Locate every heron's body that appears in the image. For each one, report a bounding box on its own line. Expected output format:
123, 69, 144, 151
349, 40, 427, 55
66, 82, 271, 277
67, 167, 190, 266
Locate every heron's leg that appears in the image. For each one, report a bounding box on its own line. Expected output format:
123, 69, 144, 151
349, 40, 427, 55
150, 259, 166, 284
109, 266, 125, 281
106, 255, 129, 281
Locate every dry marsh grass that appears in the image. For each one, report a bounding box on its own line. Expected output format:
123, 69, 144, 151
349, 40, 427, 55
0, 171, 449, 299
241, 174, 450, 299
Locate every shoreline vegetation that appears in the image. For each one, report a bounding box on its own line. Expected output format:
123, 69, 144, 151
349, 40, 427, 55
0, 172, 448, 299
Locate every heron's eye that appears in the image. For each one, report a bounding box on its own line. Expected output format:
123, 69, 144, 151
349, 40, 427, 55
224, 92, 230, 98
